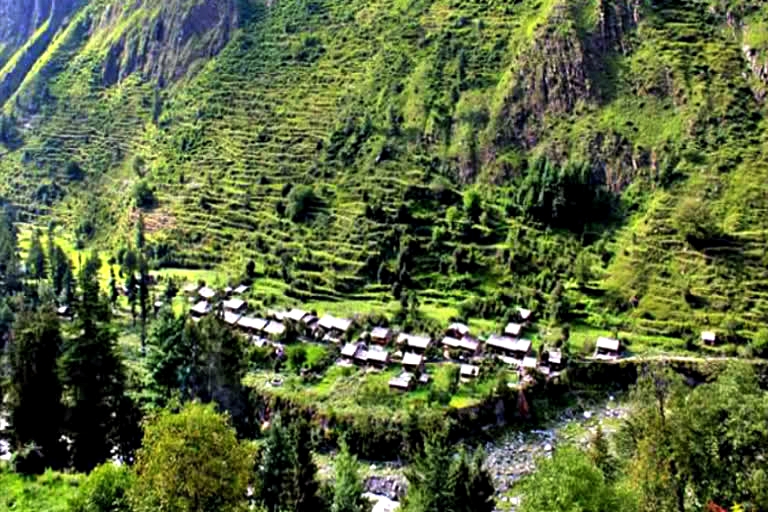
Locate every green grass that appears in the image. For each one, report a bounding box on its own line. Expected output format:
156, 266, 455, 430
0, 468, 82, 512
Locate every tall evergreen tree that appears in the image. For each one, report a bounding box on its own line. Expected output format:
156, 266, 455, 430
59, 252, 136, 471
286, 416, 320, 512
5, 307, 64, 472
259, 415, 294, 512
259, 415, 320, 512
26, 229, 46, 280
402, 432, 454, 512
466, 448, 495, 512
138, 255, 149, 351
331, 441, 370, 512
0, 206, 21, 294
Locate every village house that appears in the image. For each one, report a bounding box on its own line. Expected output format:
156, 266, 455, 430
402, 352, 424, 372
222, 298, 247, 314
198, 286, 217, 302
237, 316, 268, 335
267, 310, 287, 322
486, 335, 532, 360
441, 335, 480, 355
341, 342, 364, 363
701, 331, 717, 346
397, 333, 432, 353
371, 327, 393, 345
190, 301, 212, 319
233, 284, 250, 296
522, 356, 538, 373
460, 364, 480, 380
224, 286, 234, 297
318, 314, 353, 341
388, 372, 414, 391
594, 337, 621, 360
223, 311, 242, 327
286, 308, 309, 323
182, 283, 200, 296
366, 347, 390, 368
264, 321, 286, 339
504, 322, 523, 337
446, 322, 470, 339
56, 305, 72, 319
517, 307, 533, 323
547, 350, 563, 371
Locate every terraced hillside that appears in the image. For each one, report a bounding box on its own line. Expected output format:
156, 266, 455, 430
0, 0, 767, 345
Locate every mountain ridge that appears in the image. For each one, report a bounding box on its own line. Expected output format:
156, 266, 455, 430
0, 0, 767, 345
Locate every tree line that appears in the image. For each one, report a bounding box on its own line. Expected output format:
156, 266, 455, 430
0, 206, 497, 511
518, 363, 768, 512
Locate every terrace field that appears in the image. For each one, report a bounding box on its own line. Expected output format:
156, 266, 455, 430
0, 0, 766, 358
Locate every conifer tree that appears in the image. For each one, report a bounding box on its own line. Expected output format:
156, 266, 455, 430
402, 432, 454, 512
259, 415, 293, 512
26, 229, 46, 280
467, 448, 495, 512
331, 441, 370, 512
286, 416, 320, 512
5, 307, 64, 472
259, 415, 321, 512
0, 207, 21, 294
59, 252, 136, 471
589, 425, 617, 482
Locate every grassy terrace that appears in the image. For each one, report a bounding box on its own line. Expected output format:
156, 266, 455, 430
244, 361, 511, 416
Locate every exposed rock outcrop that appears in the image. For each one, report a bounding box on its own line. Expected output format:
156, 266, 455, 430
0, 0, 80, 106
98, 0, 240, 87
492, 0, 641, 151
743, 45, 768, 101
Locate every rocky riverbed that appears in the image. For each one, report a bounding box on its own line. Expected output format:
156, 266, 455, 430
488, 396, 628, 510
342, 396, 629, 511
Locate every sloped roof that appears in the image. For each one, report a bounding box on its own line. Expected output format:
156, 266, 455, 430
596, 337, 620, 352
402, 352, 424, 367
264, 321, 286, 336
237, 316, 268, 331
504, 322, 523, 336
223, 298, 246, 311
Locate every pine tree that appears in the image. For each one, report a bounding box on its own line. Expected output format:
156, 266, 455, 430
402, 432, 454, 512
138, 255, 149, 351
259, 415, 294, 512
108, 267, 119, 305
286, 416, 320, 512
5, 307, 64, 472
332, 441, 370, 512
26, 229, 47, 280
0, 207, 21, 294
59, 252, 136, 471
448, 448, 473, 512
589, 425, 616, 482
259, 415, 321, 512
467, 448, 495, 512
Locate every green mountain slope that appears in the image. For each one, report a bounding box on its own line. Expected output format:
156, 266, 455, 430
0, 0, 767, 344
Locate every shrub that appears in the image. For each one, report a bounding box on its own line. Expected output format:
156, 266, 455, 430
286, 185, 320, 222
132, 181, 156, 209
68, 463, 133, 512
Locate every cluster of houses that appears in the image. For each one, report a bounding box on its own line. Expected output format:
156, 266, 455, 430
180, 282, 667, 392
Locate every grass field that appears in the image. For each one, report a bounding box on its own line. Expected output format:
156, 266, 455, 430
0, 468, 81, 512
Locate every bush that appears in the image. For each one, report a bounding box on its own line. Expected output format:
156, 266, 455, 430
68, 463, 133, 512
132, 181, 156, 209
286, 185, 320, 222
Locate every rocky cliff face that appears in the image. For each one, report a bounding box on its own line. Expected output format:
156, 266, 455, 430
492, 0, 640, 152
0, 0, 52, 54
0, 0, 80, 105
99, 0, 240, 87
